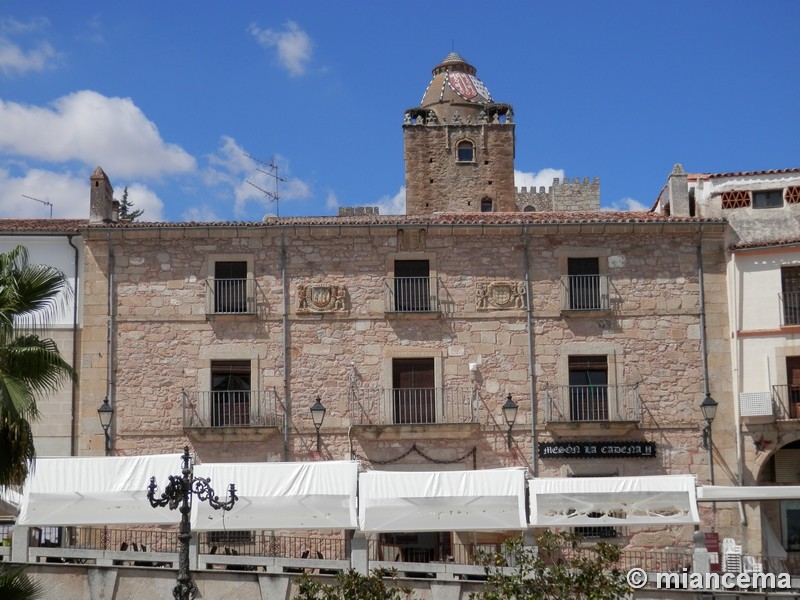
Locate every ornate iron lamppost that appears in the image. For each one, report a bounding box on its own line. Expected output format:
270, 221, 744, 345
97, 397, 114, 455
147, 446, 237, 600
310, 396, 326, 452
700, 392, 718, 485
502, 394, 518, 449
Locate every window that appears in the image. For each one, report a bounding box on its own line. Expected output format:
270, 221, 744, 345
568, 356, 608, 421
392, 358, 435, 424
393, 260, 431, 312
456, 140, 474, 162
782, 266, 800, 326
213, 261, 248, 313
786, 357, 800, 419
783, 500, 800, 551
210, 360, 251, 426
567, 257, 603, 310
480, 197, 493, 212
753, 189, 783, 209
721, 190, 751, 209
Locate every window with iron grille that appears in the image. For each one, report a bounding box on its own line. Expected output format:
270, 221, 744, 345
752, 189, 783, 209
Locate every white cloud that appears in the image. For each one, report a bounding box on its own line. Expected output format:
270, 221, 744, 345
119, 182, 164, 221
373, 186, 406, 215
0, 91, 196, 178
204, 136, 311, 218
514, 168, 565, 191
0, 38, 58, 75
603, 197, 649, 211
0, 18, 58, 75
0, 167, 163, 220
0, 167, 85, 218
182, 204, 221, 222
248, 21, 312, 77
325, 191, 339, 212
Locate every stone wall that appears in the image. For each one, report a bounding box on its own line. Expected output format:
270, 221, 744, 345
404, 124, 516, 213
78, 220, 736, 548
515, 177, 601, 212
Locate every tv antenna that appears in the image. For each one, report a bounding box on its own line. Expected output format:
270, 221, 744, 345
244, 154, 286, 217
22, 194, 53, 218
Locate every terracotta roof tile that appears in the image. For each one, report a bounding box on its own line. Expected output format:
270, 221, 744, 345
701, 168, 800, 180
731, 238, 800, 251
88, 211, 722, 229
0, 219, 88, 233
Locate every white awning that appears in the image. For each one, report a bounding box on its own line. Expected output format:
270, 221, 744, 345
358, 468, 528, 532
529, 475, 699, 527
17, 454, 183, 526
698, 486, 800, 501
192, 461, 359, 530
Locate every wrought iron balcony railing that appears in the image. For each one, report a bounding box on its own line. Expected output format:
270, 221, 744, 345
349, 387, 475, 425
385, 277, 440, 313
560, 274, 611, 311
182, 389, 278, 428
772, 384, 800, 420
206, 277, 257, 315
545, 384, 641, 423
779, 291, 800, 326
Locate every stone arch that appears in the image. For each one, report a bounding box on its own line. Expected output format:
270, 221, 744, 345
752, 431, 800, 482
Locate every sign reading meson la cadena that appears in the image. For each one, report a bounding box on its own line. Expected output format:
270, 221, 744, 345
538, 441, 656, 459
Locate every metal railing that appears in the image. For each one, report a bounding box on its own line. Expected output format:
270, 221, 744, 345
182, 389, 279, 428
545, 384, 641, 423
349, 387, 476, 425
206, 277, 257, 314
385, 276, 440, 313
780, 291, 800, 326
772, 384, 800, 420
561, 274, 610, 311
200, 532, 348, 561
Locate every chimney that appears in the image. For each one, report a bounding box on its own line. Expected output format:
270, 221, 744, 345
668, 163, 689, 216
89, 166, 116, 223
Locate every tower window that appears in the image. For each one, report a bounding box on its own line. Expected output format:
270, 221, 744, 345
480, 198, 493, 212
456, 140, 474, 162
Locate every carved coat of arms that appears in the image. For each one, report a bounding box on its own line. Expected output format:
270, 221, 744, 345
298, 284, 347, 314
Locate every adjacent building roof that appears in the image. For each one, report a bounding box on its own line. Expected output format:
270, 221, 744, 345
88, 211, 723, 230
0, 219, 87, 232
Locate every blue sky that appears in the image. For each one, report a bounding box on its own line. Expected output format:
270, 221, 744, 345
0, 1, 798, 221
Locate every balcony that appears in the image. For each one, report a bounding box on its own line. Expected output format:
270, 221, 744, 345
772, 385, 800, 420
206, 277, 257, 315
544, 384, 641, 436
779, 291, 800, 326
560, 274, 610, 312
182, 389, 279, 441
349, 387, 478, 439
384, 277, 440, 314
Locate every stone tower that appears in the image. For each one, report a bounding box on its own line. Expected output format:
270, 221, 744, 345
89, 166, 116, 223
403, 53, 515, 214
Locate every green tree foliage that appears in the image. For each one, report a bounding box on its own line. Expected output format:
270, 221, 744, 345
470, 531, 630, 600
294, 569, 414, 600
118, 186, 143, 221
0, 246, 76, 486
0, 565, 46, 600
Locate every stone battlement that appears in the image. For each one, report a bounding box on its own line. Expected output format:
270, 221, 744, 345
515, 177, 600, 211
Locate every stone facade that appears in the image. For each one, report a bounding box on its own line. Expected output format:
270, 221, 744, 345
78, 211, 736, 550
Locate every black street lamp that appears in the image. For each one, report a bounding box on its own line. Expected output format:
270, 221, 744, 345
147, 446, 237, 600
97, 397, 114, 456
502, 394, 518, 449
700, 392, 718, 484
310, 396, 326, 452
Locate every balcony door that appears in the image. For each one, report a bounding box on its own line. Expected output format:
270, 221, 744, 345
211, 360, 251, 426
568, 355, 608, 421
394, 260, 430, 312
214, 261, 248, 313
392, 358, 435, 424
787, 357, 800, 419
568, 257, 601, 310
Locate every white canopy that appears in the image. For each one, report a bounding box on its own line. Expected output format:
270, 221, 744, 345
698, 486, 800, 502
192, 461, 358, 530
358, 468, 528, 532
529, 475, 699, 527
17, 454, 182, 526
